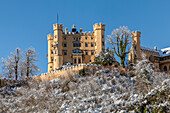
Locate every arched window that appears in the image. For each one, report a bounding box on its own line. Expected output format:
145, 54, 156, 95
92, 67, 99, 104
78, 59, 81, 63
85, 51, 88, 55
91, 51, 94, 55
73, 49, 82, 53
51, 57, 53, 62
91, 43, 94, 47
164, 66, 167, 71
74, 59, 76, 63
85, 43, 88, 47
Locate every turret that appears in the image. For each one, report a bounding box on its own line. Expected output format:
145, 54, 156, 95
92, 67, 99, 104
72, 24, 76, 32
130, 31, 141, 63
53, 23, 63, 70
47, 34, 54, 72
65, 28, 68, 34
93, 23, 105, 55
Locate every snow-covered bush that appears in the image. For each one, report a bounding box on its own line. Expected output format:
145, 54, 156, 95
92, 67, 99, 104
0, 66, 169, 112
93, 48, 116, 66
134, 53, 154, 81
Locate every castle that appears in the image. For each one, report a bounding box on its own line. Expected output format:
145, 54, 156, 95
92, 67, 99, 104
47, 23, 170, 73
47, 23, 105, 72
129, 31, 170, 72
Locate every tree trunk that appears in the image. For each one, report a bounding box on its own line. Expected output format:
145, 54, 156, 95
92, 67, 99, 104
15, 64, 18, 80
26, 54, 29, 77
15, 49, 19, 80
121, 57, 125, 68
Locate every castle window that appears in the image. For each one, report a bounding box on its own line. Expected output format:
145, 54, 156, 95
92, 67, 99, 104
89, 60, 91, 62
149, 57, 151, 61
91, 37, 93, 40
74, 59, 76, 63
64, 50, 67, 55
73, 42, 81, 47
91, 43, 94, 47
78, 59, 81, 63
102, 35, 104, 38
64, 43, 67, 47
164, 66, 167, 71
85, 43, 88, 47
50, 66, 52, 68
64, 38, 66, 40
85, 51, 88, 55
55, 50, 57, 54
51, 57, 53, 62
51, 50, 53, 54
102, 42, 105, 46
134, 54, 137, 58
91, 51, 94, 55
73, 49, 82, 53
85, 37, 87, 40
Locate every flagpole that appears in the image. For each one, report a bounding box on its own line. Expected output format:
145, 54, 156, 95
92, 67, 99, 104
57, 13, 59, 24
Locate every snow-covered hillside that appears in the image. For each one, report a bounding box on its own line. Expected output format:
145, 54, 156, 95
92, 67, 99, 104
0, 65, 169, 112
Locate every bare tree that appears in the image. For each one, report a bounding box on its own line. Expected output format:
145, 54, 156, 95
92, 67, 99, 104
18, 60, 26, 78
25, 47, 40, 77
107, 26, 132, 68
10, 48, 22, 80
1, 57, 14, 78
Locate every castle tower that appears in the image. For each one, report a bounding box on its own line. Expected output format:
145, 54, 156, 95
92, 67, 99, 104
129, 31, 141, 64
93, 23, 105, 55
47, 34, 54, 72
53, 24, 63, 70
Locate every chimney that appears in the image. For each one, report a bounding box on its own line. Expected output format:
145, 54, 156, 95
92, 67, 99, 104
154, 46, 157, 51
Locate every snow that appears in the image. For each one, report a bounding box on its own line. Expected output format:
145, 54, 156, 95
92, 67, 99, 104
141, 46, 160, 53
141, 46, 170, 57
0, 64, 169, 112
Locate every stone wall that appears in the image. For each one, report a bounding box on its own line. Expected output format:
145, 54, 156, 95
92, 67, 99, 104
33, 64, 88, 81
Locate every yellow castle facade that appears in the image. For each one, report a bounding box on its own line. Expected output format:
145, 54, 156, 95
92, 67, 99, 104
129, 31, 170, 72
47, 23, 105, 72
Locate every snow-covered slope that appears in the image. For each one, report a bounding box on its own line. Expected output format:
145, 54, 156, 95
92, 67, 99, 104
0, 66, 169, 112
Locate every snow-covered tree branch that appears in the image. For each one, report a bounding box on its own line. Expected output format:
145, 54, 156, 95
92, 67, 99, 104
25, 47, 40, 77
1, 47, 40, 79
107, 26, 132, 67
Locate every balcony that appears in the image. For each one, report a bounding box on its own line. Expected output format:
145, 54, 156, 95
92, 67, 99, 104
72, 53, 83, 56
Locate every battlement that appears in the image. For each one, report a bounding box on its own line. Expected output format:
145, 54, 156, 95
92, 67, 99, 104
93, 23, 105, 31
132, 31, 141, 37
64, 31, 94, 36
53, 23, 63, 31
47, 34, 53, 40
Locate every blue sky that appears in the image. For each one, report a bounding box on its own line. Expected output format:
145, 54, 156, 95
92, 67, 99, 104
0, 0, 170, 74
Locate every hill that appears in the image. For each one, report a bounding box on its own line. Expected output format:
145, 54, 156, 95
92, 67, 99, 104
0, 65, 169, 112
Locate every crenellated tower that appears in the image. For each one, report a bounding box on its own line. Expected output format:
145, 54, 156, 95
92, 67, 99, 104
47, 34, 54, 72
128, 31, 141, 64
53, 24, 63, 70
93, 23, 105, 55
